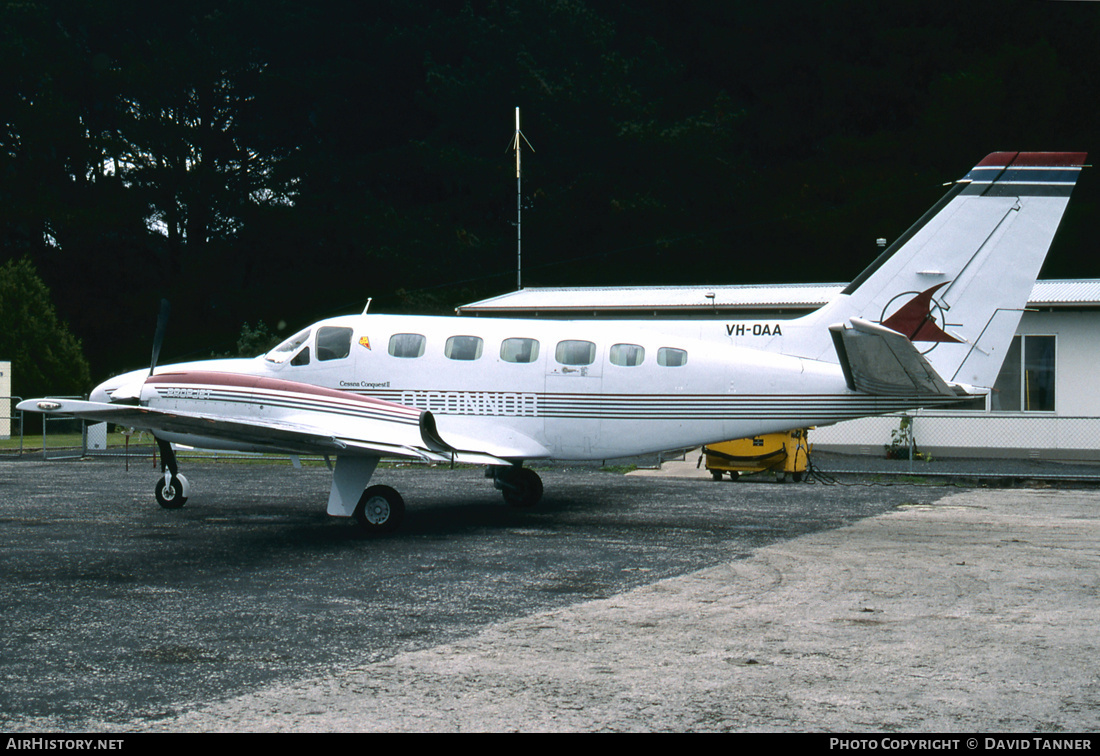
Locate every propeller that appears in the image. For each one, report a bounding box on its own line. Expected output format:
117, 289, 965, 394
107, 298, 170, 405
145, 298, 182, 489
150, 298, 171, 377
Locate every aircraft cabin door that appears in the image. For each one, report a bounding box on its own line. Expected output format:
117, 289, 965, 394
544, 339, 603, 458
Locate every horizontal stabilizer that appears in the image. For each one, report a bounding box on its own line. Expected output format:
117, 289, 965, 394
830, 318, 964, 398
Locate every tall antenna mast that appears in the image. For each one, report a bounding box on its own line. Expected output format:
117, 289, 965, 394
511, 107, 534, 290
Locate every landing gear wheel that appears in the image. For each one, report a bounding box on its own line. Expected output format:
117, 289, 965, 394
155, 474, 189, 509
354, 485, 405, 534
501, 467, 543, 508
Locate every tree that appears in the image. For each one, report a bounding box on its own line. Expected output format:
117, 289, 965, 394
0, 258, 91, 399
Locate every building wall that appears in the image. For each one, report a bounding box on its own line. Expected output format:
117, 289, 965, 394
1036, 310, 1100, 416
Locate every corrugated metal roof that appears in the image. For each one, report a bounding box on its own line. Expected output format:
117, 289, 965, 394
1030, 279, 1100, 305
458, 280, 1100, 313
458, 284, 845, 312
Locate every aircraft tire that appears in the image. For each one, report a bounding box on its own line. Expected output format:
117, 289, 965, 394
354, 485, 405, 534
502, 468, 543, 508
155, 475, 188, 509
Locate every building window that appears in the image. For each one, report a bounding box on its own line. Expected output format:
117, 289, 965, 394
445, 335, 484, 361
556, 340, 596, 366
388, 333, 426, 358
657, 347, 688, 367
609, 344, 645, 367
501, 338, 540, 364
986, 335, 1056, 412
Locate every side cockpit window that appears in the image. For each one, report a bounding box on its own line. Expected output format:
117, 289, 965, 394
265, 327, 311, 364
317, 326, 353, 361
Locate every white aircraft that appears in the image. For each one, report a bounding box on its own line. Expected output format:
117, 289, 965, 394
20, 151, 1087, 533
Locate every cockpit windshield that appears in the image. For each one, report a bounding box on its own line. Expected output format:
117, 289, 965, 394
264, 327, 311, 363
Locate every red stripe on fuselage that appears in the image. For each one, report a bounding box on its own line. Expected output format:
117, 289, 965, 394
147, 371, 422, 417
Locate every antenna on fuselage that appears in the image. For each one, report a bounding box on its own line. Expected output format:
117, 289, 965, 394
510, 107, 534, 290
362, 297, 372, 315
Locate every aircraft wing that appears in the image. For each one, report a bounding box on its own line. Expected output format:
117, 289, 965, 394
17, 378, 527, 467
828, 318, 970, 398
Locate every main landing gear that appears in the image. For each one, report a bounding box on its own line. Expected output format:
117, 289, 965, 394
489, 464, 544, 508
344, 463, 542, 535
353, 485, 405, 534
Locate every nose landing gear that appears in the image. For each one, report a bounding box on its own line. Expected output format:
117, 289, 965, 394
154, 438, 190, 509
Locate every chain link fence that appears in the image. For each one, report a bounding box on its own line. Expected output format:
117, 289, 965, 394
811, 411, 1100, 462
0, 396, 22, 458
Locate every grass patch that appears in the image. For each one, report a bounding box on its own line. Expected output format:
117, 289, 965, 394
599, 464, 637, 474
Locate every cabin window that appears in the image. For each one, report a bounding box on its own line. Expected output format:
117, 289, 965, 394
265, 327, 311, 364
388, 333, 426, 358
291, 347, 310, 366
445, 335, 484, 361
317, 326, 353, 361
609, 344, 645, 367
657, 347, 688, 367
556, 340, 596, 366
501, 338, 540, 364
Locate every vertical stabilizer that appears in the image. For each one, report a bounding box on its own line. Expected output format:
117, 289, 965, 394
803, 152, 1086, 390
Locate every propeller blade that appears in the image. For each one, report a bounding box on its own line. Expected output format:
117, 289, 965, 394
150, 299, 170, 375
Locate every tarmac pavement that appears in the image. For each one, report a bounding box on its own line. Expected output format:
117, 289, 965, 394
2, 455, 1098, 732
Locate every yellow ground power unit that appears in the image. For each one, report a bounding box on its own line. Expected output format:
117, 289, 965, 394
702, 429, 811, 482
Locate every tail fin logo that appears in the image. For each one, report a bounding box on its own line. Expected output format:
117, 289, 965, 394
880, 282, 961, 351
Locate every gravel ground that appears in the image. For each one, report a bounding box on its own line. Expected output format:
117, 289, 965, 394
137, 487, 1100, 733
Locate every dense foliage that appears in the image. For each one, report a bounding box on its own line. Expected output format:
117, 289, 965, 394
2, 0, 1097, 382
0, 258, 91, 398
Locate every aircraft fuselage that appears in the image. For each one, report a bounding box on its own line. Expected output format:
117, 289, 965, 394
95, 313, 958, 461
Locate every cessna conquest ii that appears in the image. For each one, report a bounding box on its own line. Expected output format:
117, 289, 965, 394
21, 151, 1087, 533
